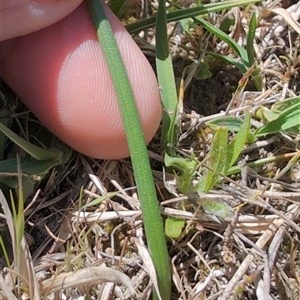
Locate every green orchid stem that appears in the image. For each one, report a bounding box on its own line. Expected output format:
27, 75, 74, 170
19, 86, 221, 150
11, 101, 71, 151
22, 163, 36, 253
86, 1, 171, 299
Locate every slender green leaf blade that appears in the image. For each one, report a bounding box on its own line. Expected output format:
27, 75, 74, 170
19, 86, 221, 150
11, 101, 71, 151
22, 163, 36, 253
156, 1, 178, 152
0, 109, 11, 161
0, 122, 62, 161
206, 52, 247, 73
246, 12, 257, 66
109, 0, 128, 18
193, 17, 249, 66
87, 2, 171, 299
126, 0, 262, 34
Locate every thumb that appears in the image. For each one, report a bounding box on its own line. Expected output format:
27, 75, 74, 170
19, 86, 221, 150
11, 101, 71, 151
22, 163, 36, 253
0, 3, 161, 159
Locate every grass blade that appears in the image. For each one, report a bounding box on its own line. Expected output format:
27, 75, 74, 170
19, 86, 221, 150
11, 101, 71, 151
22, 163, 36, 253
0, 122, 62, 161
156, 1, 178, 154
193, 17, 249, 67
126, 0, 261, 34
87, 2, 171, 299
246, 12, 257, 66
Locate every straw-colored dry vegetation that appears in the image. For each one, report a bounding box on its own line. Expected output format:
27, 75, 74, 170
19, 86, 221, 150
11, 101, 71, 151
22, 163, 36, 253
0, 0, 300, 299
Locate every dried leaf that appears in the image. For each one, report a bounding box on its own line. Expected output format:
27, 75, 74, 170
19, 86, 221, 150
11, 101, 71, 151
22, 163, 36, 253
41, 266, 135, 295
269, 7, 300, 34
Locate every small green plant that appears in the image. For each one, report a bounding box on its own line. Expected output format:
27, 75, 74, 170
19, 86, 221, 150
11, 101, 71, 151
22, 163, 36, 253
197, 113, 251, 192
0, 159, 40, 298
163, 114, 251, 225
165, 114, 251, 194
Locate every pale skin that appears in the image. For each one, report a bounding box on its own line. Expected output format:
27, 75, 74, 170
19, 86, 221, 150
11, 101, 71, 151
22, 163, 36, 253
0, 0, 162, 159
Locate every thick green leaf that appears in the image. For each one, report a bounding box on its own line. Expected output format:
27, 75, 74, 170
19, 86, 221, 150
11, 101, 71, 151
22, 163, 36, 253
272, 96, 300, 113
205, 127, 228, 192
1, 175, 35, 202
165, 217, 185, 239
255, 102, 300, 137
207, 116, 244, 132
245, 13, 262, 91
226, 113, 251, 169
197, 127, 228, 193
0, 156, 62, 177
164, 153, 198, 194
200, 198, 233, 220
164, 153, 197, 171
220, 15, 235, 33
0, 122, 62, 161
260, 107, 280, 122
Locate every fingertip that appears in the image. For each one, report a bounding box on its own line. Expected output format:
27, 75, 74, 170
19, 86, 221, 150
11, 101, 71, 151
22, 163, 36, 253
1, 0, 83, 41
0, 3, 161, 159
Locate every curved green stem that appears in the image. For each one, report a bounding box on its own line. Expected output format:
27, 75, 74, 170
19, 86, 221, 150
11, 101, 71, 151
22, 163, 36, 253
86, 1, 171, 299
